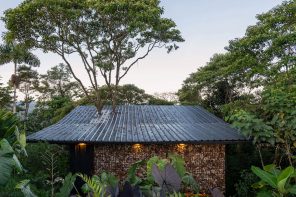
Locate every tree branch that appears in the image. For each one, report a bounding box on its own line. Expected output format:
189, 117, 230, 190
57, 47, 89, 97
119, 41, 157, 81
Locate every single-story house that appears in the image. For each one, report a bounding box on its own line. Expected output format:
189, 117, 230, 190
27, 105, 245, 192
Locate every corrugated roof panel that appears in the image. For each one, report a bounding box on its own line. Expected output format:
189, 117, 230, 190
27, 105, 246, 144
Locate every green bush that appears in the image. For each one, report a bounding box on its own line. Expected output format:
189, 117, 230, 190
251, 164, 296, 197
234, 170, 258, 197
21, 142, 70, 192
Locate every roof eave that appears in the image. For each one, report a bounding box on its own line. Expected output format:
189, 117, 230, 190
26, 139, 250, 145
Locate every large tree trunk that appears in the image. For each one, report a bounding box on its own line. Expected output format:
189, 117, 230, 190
94, 100, 103, 114
24, 94, 29, 122
273, 144, 280, 165
285, 142, 293, 167
94, 89, 103, 114
13, 62, 17, 113
111, 88, 117, 114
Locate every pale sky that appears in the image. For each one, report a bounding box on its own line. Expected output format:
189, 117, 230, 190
0, 0, 284, 95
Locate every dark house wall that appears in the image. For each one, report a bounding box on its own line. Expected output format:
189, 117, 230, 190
70, 144, 94, 175
70, 144, 94, 195
93, 144, 225, 192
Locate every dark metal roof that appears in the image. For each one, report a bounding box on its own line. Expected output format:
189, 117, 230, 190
27, 105, 246, 144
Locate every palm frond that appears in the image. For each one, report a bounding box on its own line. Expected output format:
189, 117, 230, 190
0, 42, 40, 67
77, 173, 106, 197
21, 51, 40, 67
0, 44, 13, 65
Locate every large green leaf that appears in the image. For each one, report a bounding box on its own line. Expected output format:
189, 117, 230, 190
146, 156, 168, 182
251, 166, 277, 188
277, 166, 294, 193
14, 127, 27, 156
77, 174, 105, 197
182, 173, 199, 193
0, 110, 18, 139
126, 159, 145, 185
13, 154, 23, 172
263, 164, 280, 176
169, 153, 186, 177
15, 179, 37, 197
100, 172, 118, 188
256, 190, 273, 197
56, 173, 76, 197
288, 185, 296, 194
252, 180, 266, 189
0, 139, 15, 185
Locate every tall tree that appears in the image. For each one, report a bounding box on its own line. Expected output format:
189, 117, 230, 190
3, 0, 183, 113
91, 0, 184, 111
0, 42, 40, 113
226, 0, 296, 87
178, 53, 246, 116
37, 63, 82, 101
0, 77, 12, 109
179, 0, 296, 113
17, 65, 39, 121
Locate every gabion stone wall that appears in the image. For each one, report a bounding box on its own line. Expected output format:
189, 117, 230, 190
93, 144, 225, 192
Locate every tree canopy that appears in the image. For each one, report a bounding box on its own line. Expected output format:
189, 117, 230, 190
0, 41, 40, 113
3, 0, 184, 112
178, 0, 296, 116
37, 63, 82, 101
0, 77, 12, 109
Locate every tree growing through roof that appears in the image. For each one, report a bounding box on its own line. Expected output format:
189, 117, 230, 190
0, 41, 40, 113
80, 84, 174, 105
98, 84, 150, 105
3, 0, 184, 113
89, 0, 184, 112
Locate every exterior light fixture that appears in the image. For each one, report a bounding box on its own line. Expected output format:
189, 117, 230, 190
76, 143, 87, 152
78, 143, 86, 147
176, 143, 187, 153
132, 143, 143, 153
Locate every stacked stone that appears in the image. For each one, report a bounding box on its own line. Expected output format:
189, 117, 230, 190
93, 144, 225, 192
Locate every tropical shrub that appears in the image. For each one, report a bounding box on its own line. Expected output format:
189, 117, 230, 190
79, 154, 200, 197
0, 138, 23, 186
138, 154, 199, 195
234, 170, 258, 197
0, 109, 19, 141
78, 173, 108, 197
251, 164, 296, 197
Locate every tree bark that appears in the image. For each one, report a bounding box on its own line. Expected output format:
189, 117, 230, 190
94, 89, 103, 114
256, 144, 265, 168
24, 94, 29, 122
111, 87, 118, 113
273, 144, 280, 165
285, 142, 293, 167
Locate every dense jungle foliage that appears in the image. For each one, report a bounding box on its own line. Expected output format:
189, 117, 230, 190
0, 0, 295, 196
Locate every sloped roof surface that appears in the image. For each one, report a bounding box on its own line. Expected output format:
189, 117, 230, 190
27, 105, 246, 144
